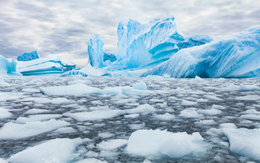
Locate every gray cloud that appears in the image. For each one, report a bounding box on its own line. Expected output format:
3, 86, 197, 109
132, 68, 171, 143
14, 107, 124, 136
0, 0, 259, 67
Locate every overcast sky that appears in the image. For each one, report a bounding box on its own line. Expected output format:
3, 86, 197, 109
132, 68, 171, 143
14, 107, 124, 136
0, 0, 259, 67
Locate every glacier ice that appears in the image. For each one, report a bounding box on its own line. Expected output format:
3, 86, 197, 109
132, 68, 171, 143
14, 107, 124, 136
17, 55, 76, 76
143, 24, 260, 78
17, 50, 40, 61
0, 55, 17, 76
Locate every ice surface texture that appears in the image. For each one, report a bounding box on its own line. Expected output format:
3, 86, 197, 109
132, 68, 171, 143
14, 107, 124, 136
0, 55, 17, 76
17, 50, 40, 61
144, 24, 260, 78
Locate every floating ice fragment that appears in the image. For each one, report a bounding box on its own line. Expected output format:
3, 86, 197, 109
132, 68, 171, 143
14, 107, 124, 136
126, 129, 205, 158
9, 138, 83, 163
97, 139, 128, 150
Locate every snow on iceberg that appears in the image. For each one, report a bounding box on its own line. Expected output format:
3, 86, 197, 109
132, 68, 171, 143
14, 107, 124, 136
222, 127, 260, 161
143, 24, 260, 78
9, 138, 83, 163
126, 129, 206, 158
17, 55, 76, 76
17, 50, 40, 61
0, 55, 17, 76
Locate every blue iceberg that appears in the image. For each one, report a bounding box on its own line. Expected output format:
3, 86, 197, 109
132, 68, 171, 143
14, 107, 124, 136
17, 51, 40, 61
88, 34, 105, 68
143, 24, 260, 78
17, 55, 76, 76
0, 55, 17, 76
88, 16, 212, 71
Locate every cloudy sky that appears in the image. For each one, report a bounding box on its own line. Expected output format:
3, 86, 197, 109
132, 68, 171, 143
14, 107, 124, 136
0, 0, 259, 67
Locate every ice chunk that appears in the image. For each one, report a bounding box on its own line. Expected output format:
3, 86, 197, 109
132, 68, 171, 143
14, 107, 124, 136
181, 100, 197, 106
75, 158, 107, 163
126, 129, 205, 158
17, 50, 40, 61
126, 104, 156, 114
222, 128, 260, 161
67, 80, 91, 85
0, 108, 12, 119
180, 108, 202, 118
98, 132, 115, 139
124, 114, 140, 118
235, 95, 260, 101
153, 113, 175, 121
24, 109, 50, 115
40, 84, 101, 96
97, 139, 128, 150
144, 24, 260, 78
197, 109, 222, 116
0, 55, 17, 76
0, 158, 7, 163
88, 34, 105, 68
0, 79, 10, 87
240, 114, 260, 120
0, 119, 69, 139
195, 120, 216, 125
54, 127, 77, 134
40, 83, 155, 96
16, 114, 62, 123
133, 81, 147, 90
223, 84, 260, 91
64, 110, 125, 121
9, 138, 83, 163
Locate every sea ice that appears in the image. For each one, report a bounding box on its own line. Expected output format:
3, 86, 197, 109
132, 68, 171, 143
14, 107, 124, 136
64, 110, 125, 121
0, 119, 69, 139
9, 138, 83, 163
153, 113, 175, 121
16, 114, 62, 123
126, 129, 205, 158
126, 104, 156, 114
222, 127, 260, 161
97, 139, 128, 150
179, 108, 202, 118
197, 109, 222, 116
0, 108, 12, 119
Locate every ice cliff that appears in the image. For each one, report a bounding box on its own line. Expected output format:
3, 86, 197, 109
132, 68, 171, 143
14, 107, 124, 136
17, 51, 40, 61
143, 24, 260, 78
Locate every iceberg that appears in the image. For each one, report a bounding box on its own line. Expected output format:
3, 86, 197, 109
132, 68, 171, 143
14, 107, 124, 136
0, 55, 17, 76
87, 16, 212, 71
17, 55, 76, 76
143, 24, 260, 78
88, 34, 105, 68
17, 50, 40, 61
